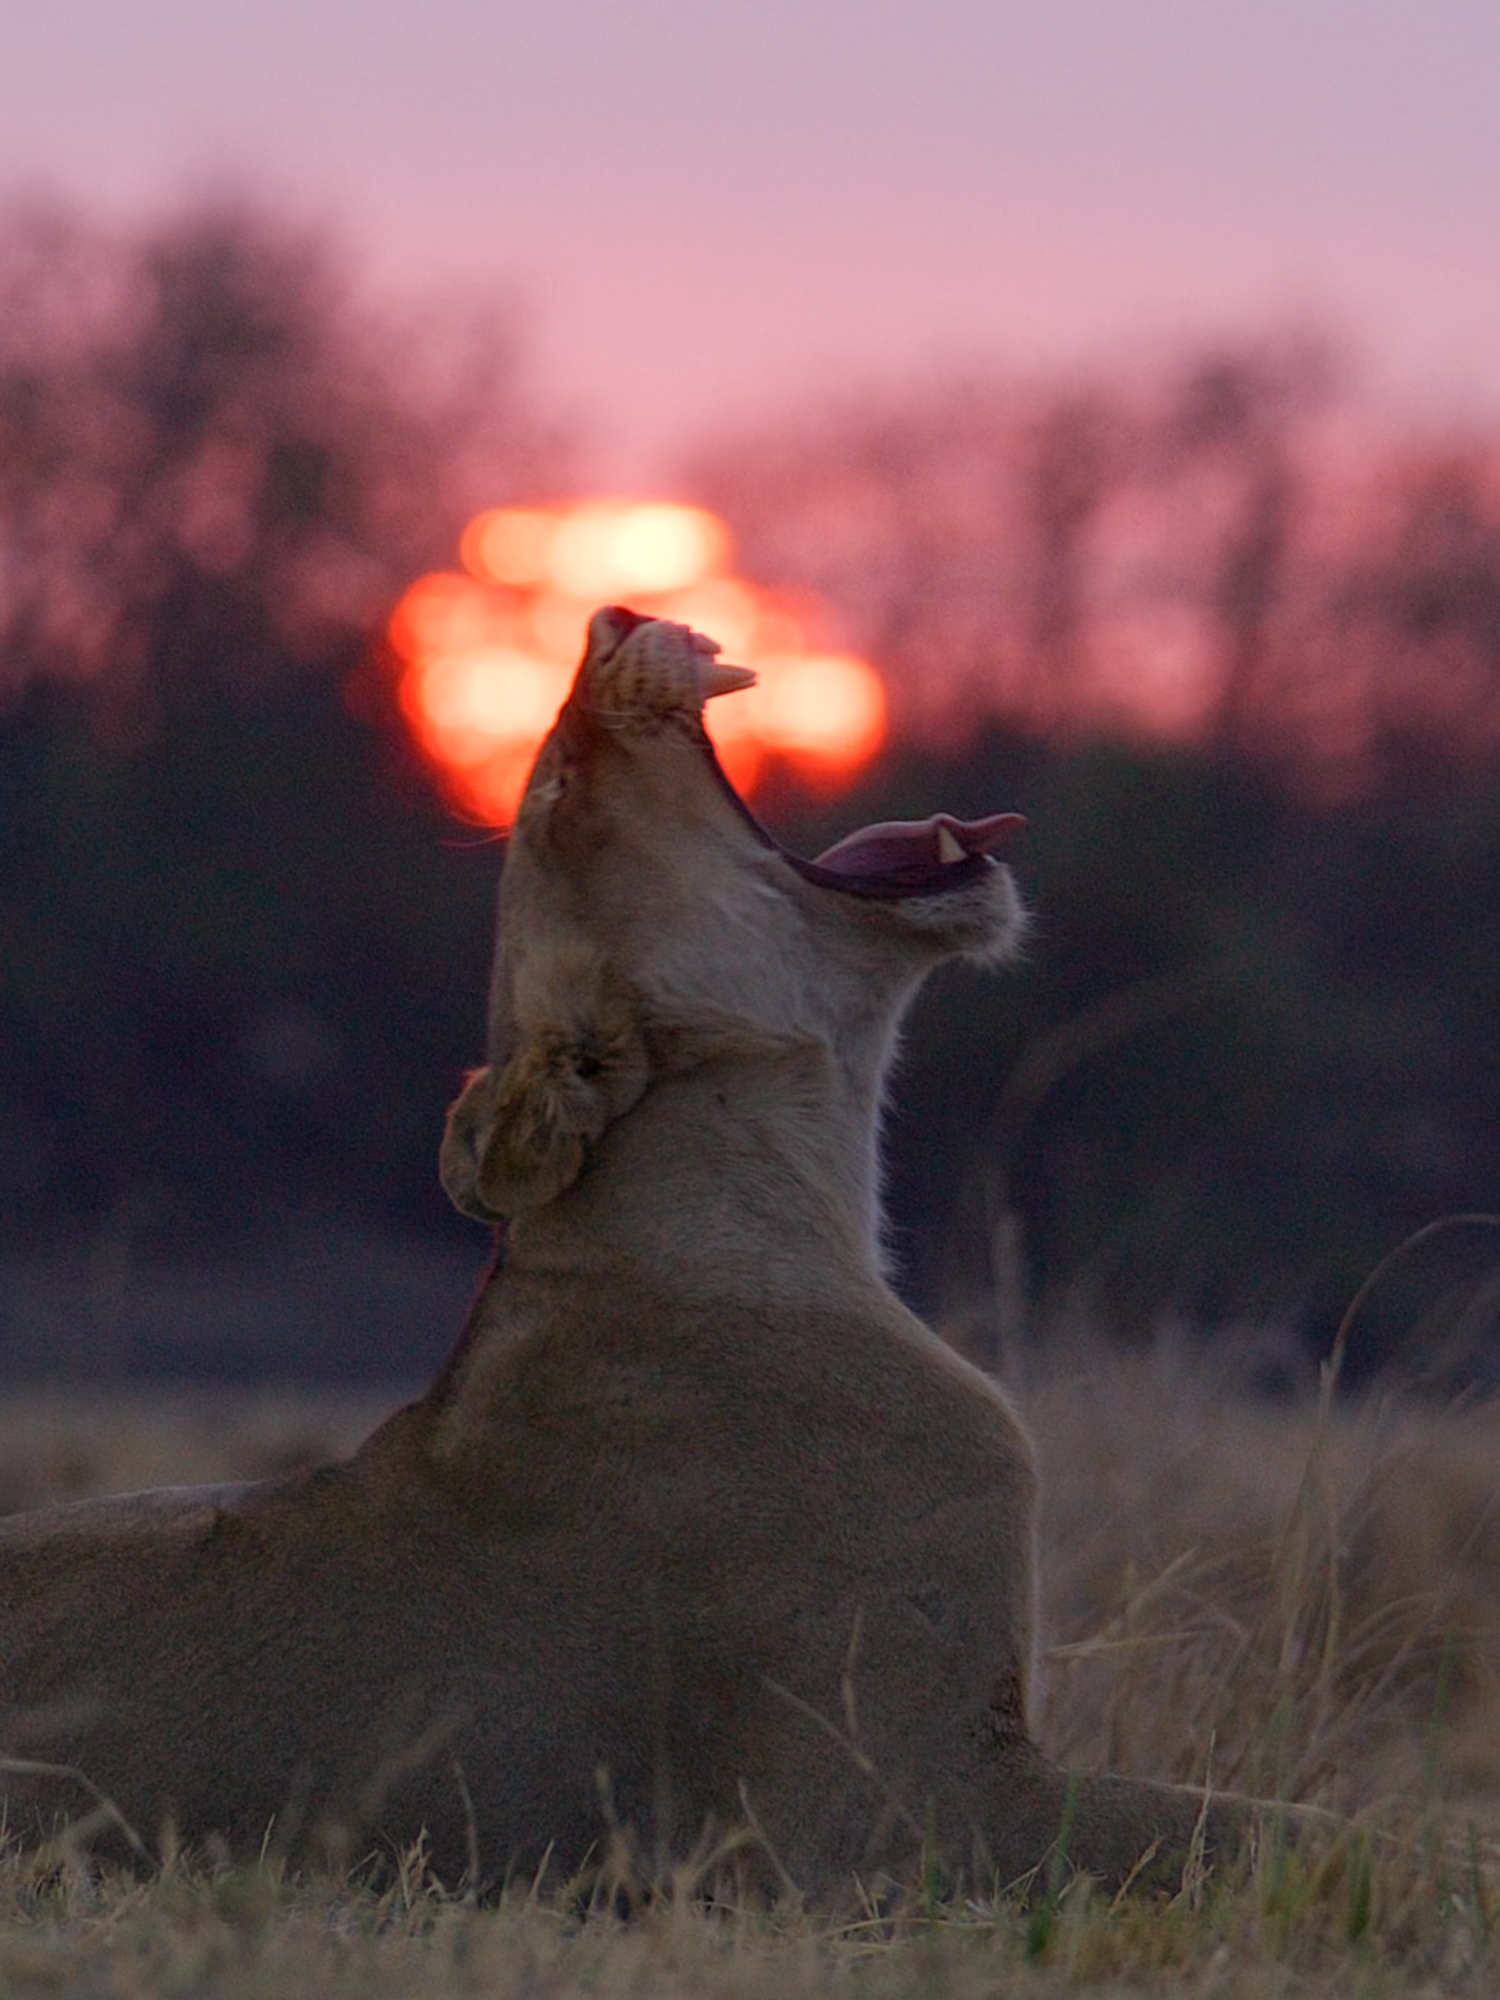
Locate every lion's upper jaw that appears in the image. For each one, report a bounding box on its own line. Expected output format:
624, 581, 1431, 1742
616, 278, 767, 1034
575, 606, 754, 723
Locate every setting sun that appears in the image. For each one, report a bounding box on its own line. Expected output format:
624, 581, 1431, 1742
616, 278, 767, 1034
389, 500, 887, 824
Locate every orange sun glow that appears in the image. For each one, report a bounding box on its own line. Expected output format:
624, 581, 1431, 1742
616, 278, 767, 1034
388, 501, 887, 825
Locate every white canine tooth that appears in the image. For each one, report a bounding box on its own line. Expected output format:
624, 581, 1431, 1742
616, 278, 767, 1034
937, 826, 966, 865
699, 659, 758, 701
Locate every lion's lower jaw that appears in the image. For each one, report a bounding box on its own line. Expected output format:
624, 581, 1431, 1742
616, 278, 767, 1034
898, 867, 1030, 969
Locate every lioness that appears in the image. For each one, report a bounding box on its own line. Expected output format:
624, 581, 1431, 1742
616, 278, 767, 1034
0, 609, 1238, 1894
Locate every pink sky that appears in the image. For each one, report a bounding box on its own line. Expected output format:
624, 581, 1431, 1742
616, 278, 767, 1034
4, 0, 1497, 483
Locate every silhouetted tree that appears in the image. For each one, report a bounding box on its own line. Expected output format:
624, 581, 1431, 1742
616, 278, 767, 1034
1341, 451, 1500, 786
686, 332, 1491, 793
1024, 393, 1124, 725
1153, 341, 1331, 756
0, 195, 563, 703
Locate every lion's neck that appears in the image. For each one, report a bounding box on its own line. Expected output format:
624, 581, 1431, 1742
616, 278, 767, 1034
427, 1043, 897, 1454
517, 1040, 887, 1287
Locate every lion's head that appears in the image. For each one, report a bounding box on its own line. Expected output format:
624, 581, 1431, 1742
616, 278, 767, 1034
441, 606, 1026, 1224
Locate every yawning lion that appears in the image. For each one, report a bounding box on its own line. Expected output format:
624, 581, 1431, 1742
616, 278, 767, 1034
0, 608, 1240, 1894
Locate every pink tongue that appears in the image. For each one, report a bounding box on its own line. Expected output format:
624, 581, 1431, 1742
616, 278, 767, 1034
813, 811, 1025, 878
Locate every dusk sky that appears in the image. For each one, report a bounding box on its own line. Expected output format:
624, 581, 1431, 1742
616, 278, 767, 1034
4, 0, 1498, 481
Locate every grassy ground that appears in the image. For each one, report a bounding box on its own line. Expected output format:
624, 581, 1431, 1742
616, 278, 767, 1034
1, 1339, 1497, 1996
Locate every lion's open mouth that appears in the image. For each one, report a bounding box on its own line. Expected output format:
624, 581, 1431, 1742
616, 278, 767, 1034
586, 607, 1026, 900
707, 722, 1024, 901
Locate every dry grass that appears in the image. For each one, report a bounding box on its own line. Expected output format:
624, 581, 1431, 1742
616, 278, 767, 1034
0, 1832, 1492, 2000
2, 1340, 1498, 1996
1024, 1332, 1500, 1826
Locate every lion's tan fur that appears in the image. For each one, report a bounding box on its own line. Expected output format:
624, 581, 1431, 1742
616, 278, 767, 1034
0, 612, 1241, 1894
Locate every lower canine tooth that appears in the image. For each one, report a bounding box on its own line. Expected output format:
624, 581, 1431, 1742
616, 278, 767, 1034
937, 826, 966, 864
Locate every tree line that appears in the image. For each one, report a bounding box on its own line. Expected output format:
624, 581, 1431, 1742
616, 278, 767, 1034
2, 196, 1497, 1381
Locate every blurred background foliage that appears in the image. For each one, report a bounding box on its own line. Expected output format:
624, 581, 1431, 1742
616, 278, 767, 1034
2, 196, 1498, 1384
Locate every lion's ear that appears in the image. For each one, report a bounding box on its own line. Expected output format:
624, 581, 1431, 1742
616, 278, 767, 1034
440, 946, 649, 1220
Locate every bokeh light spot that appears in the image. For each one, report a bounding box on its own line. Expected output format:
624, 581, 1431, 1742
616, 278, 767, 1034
461, 508, 558, 589
546, 501, 729, 598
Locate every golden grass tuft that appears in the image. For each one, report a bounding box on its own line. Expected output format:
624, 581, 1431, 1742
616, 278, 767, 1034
1023, 1333, 1500, 1827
